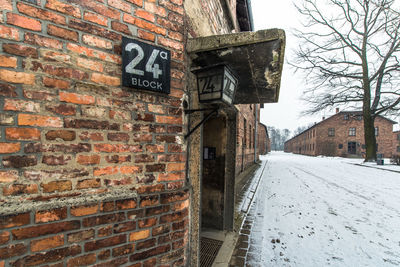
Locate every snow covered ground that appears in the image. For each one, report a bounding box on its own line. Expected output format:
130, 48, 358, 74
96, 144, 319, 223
245, 152, 400, 266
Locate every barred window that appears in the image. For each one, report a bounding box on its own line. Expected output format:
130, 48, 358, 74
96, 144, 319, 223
375, 127, 379, 136
328, 128, 335, 136
349, 127, 356, 136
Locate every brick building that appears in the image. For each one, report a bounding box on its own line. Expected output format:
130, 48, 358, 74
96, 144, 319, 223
394, 131, 400, 156
257, 122, 269, 156
0, 0, 283, 266
285, 110, 396, 158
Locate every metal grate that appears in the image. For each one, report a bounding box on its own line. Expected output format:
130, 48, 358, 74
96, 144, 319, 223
200, 237, 223, 267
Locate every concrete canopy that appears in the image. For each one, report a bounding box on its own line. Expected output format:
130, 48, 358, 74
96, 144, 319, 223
187, 29, 286, 104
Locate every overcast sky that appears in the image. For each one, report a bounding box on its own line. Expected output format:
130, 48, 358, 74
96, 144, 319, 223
251, 0, 321, 133
251, 0, 399, 133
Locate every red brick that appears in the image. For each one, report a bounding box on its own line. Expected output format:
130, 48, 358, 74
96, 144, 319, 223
5, 128, 40, 141
167, 162, 185, 172
111, 21, 131, 35
145, 164, 165, 172
98, 225, 112, 237
42, 50, 71, 63
129, 229, 150, 241
109, 109, 132, 120
42, 154, 72, 166
48, 24, 79, 42
84, 11, 108, 26
46, 104, 76, 116
158, 36, 184, 51
138, 29, 155, 42
98, 250, 111, 260
0, 69, 35, 85
65, 118, 119, 130
138, 217, 157, 228
91, 73, 120, 86
112, 244, 135, 257
76, 57, 104, 72
0, 232, 9, 245
68, 18, 120, 40
135, 9, 155, 22
59, 91, 95, 105
67, 253, 96, 267
84, 234, 126, 252
31, 234, 64, 252
144, 2, 167, 17
4, 99, 40, 113
3, 155, 37, 168
82, 34, 112, 49
0, 143, 20, 154
0, 25, 19, 41
67, 229, 95, 243
0, 83, 17, 97
123, 14, 166, 35
3, 183, 38, 196
79, 132, 104, 142
0, 0, 12, 10
35, 208, 67, 223
108, 0, 131, 12
0, 243, 27, 259
127, 0, 143, 7
152, 224, 170, 236
113, 221, 136, 234
45, 0, 81, 18
67, 43, 121, 64
3, 43, 38, 58
41, 180, 72, 193
68, 0, 120, 19
116, 198, 137, 210
25, 33, 63, 49
17, 2, 67, 25
120, 165, 142, 174
71, 204, 99, 217
12, 221, 80, 240
45, 130, 76, 141
94, 144, 142, 153
0, 170, 18, 183
76, 154, 100, 166
0, 55, 17, 68
76, 178, 101, 189
18, 114, 62, 127
160, 191, 188, 204
93, 166, 118, 176
137, 238, 156, 251
43, 77, 70, 89
0, 213, 30, 230
12, 245, 81, 266
130, 245, 170, 261
7, 13, 41, 31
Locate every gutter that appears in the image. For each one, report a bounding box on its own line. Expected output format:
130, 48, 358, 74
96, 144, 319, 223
224, 0, 240, 32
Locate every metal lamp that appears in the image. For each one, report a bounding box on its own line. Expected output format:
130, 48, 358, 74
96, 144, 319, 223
193, 65, 238, 105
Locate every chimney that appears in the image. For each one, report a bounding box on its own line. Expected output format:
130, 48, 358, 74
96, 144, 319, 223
336, 108, 339, 113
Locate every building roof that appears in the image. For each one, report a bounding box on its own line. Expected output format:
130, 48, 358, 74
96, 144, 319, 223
285, 111, 397, 143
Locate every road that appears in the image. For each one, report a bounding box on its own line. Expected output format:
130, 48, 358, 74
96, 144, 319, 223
235, 152, 400, 267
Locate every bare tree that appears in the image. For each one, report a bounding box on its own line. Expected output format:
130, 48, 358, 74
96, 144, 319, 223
292, 0, 400, 161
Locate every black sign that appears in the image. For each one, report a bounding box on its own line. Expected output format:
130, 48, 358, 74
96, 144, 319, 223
122, 37, 170, 94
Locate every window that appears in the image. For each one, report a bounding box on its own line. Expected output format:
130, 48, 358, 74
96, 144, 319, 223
362, 144, 366, 149
397, 133, 400, 141
243, 119, 247, 148
397, 146, 400, 152
344, 114, 349, 120
356, 115, 362, 121
375, 127, 379, 136
338, 144, 343, 149
328, 128, 335, 137
349, 127, 356, 136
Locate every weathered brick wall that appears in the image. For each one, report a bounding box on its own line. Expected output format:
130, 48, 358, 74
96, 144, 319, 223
393, 131, 400, 156
285, 112, 395, 158
0, 0, 188, 265
257, 123, 268, 155
235, 104, 259, 175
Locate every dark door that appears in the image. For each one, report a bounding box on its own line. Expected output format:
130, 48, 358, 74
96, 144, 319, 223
348, 142, 356, 154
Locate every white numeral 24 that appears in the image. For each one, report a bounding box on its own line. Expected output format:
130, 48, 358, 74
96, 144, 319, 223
125, 43, 163, 79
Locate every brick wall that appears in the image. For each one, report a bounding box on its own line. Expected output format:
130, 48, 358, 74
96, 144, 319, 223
235, 104, 259, 175
394, 131, 400, 156
0, 0, 188, 265
257, 123, 268, 155
285, 112, 395, 158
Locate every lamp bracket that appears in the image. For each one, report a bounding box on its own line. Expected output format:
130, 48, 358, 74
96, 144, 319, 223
184, 108, 218, 139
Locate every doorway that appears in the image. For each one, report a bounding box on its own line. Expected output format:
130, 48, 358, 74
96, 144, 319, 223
201, 115, 227, 230
348, 142, 356, 155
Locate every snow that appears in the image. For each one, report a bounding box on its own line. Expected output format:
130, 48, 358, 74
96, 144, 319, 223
246, 152, 400, 266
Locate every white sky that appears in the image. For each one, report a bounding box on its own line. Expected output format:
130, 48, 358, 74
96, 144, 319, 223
252, 0, 322, 133
252, 0, 400, 133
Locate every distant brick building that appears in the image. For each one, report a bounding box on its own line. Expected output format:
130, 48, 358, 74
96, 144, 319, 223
257, 122, 269, 155
394, 131, 400, 156
285, 111, 396, 158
